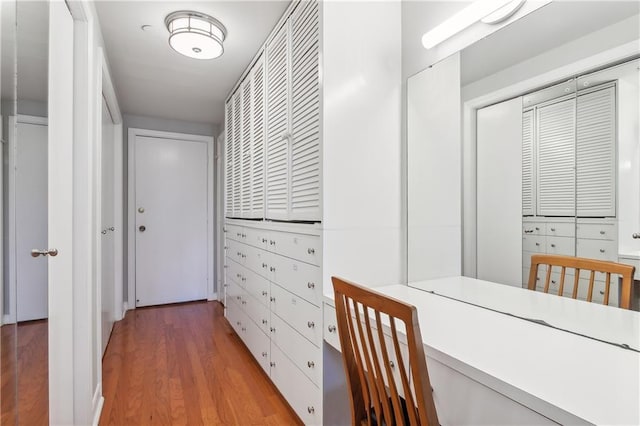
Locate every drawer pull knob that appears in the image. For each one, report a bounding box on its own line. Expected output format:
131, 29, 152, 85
237, 252, 241, 256
535, 227, 540, 231
307, 407, 315, 414
242, 234, 246, 238
524, 229, 533, 234
307, 248, 315, 254
236, 232, 241, 237
242, 254, 246, 258
307, 361, 315, 368
270, 327, 276, 332
270, 267, 275, 272
307, 321, 315, 328
262, 319, 268, 325
242, 301, 246, 305
236, 273, 241, 278
270, 362, 276, 367
262, 263, 267, 268
262, 238, 267, 243
633, 233, 640, 239
535, 243, 540, 246
242, 277, 246, 282
262, 291, 268, 296
389, 360, 395, 368
269, 240, 275, 245
328, 325, 336, 333
551, 280, 556, 284
550, 244, 556, 248
236, 321, 241, 326
550, 228, 556, 232
600, 249, 605, 253
241, 327, 246, 332
236, 296, 241, 300
270, 297, 275, 302
307, 282, 315, 289
262, 351, 267, 357
600, 291, 604, 295
600, 230, 605, 235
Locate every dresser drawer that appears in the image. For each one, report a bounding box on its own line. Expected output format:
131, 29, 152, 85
270, 284, 322, 347
226, 239, 248, 266
225, 295, 244, 336
244, 244, 272, 278
225, 224, 244, 242
243, 266, 271, 308
226, 258, 247, 288
523, 266, 547, 289
244, 291, 271, 335
522, 222, 544, 236
546, 236, 575, 256
618, 256, 640, 281
270, 230, 321, 266
244, 315, 271, 375
226, 279, 245, 304
522, 235, 545, 252
270, 254, 322, 307
270, 344, 321, 425
323, 303, 340, 351
573, 275, 619, 307
243, 226, 269, 250
271, 314, 321, 386
576, 222, 616, 241
546, 222, 575, 238
576, 238, 617, 261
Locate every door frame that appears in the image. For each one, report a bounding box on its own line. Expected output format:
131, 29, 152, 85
127, 128, 215, 309
6, 114, 48, 325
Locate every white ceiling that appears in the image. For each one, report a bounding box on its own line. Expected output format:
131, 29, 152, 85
460, 1, 640, 85
95, 1, 289, 126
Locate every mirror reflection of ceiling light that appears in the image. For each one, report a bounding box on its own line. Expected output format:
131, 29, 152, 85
421, 0, 527, 50
165, 11, 227, 60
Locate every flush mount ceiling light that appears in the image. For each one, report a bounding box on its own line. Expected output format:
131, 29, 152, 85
165, 11, 227, 60
421, 0, 526, 49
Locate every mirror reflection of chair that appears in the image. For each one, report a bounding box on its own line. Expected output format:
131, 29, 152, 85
332, 277, 439, 426
527, 254, 636, 309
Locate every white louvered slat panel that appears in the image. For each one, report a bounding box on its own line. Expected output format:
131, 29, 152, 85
251, 57, 266, 219
537, 98, 576, 216
241, 77, 253, 218
576, 86, 615, 217
232, 92, 242, 217
522, 109, 534, 216
266, 22, 290, 220
225, 100, 234, 218
291, 0, 320, 221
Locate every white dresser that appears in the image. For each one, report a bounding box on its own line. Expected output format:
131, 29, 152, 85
224, 219, 322, 424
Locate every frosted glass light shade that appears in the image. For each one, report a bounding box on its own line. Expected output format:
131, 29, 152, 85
165, 11, 227, 60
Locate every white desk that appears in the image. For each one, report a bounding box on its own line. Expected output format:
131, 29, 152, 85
323, 277, 640, 425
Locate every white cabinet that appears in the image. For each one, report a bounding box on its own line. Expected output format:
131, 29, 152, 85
224, 220, 322, 423
227, 0, 321, 223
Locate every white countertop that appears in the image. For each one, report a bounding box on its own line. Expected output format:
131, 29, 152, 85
325, 278, 640, 425
409, 276, 640, 351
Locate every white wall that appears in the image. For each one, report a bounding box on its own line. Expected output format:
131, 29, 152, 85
321, 1, 402, 293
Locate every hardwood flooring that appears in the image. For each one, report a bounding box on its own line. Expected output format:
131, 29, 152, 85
100, 300, 302, 425
1, 319, 49, 426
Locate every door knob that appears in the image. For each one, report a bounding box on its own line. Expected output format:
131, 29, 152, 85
139, 225, 146, 232
31, 248, 59, 258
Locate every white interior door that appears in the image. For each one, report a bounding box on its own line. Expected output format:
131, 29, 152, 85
16, 119, 48, 321
476, 97, 523, 286
134, 135, 208, 307
101, 98, 115, 354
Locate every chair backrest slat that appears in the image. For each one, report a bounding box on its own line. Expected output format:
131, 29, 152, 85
527, 254, 635, 309
333, 277, 440, 426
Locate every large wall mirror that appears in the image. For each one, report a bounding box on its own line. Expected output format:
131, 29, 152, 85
1, 0, 18, 422
407, 1, 640, 331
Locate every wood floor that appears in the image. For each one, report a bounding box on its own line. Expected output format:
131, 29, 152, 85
1, 319, 49, 426
100, 300, 302, 425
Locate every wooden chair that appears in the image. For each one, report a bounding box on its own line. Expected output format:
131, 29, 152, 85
332, 277, 439, 426
528, 254, 636, 309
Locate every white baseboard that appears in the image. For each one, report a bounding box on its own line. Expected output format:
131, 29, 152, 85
207, 292, 218, 301
122, 301, 129, 315
92, 383, 104, 426
2, 314, 15, 325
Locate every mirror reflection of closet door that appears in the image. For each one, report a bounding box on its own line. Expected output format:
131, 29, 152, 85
1, 0, 18, 423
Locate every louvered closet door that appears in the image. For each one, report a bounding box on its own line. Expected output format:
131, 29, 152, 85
251, 56, 266, 219
241, 77, 253, 218
290, 0, 321, 222
232, 92, 242, 217
225, 101, 234, 218
265, 22, 290, 220
522, 109, 535, 216
576, 85, 616, 217
537, 98, 576, 216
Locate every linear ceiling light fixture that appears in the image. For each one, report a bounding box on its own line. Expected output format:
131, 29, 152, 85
165, 11, 227, 60
421, 0, 527, 49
